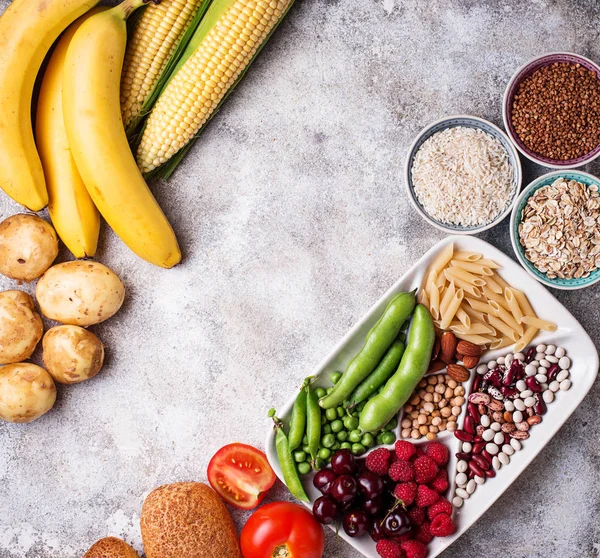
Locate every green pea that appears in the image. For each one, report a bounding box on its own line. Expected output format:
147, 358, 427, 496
302, 445, 310, 454
349, 429, 362, 443
376, 433, 385, 446
330, 371, 343, 384
351, 443, 366, 456
331, 419, 343, 433
302, 434, 308, 446
322, 434, 336, 448
336, 406, 345, 418
361, 433, 375, 448
340, 442, 352, 450
315, 457, 327, 470
381, 431, 396, 445
384, 417, 398, 431
326, 456, 332, 463
318, 448, 331, 459
297, 462, 311, 475
315, 387, 326, 399
336, 431, 348, 442
293, 450, 307, 463
343, 416, 359, 431
322, 424, 331, 435
331, 442, 341, 451
325, 408, 337, 422
326, 387, 334, 394
357, 401, 367, 412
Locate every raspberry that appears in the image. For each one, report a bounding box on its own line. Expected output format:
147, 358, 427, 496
416, 484, 439, 508
394, 531, 414, 543
430, 468, 449, 493
430, 513, 456, 537
413, 455, 438, 484
410, 448, 425, 462
376, 539, 403, 558
395, 440, 416, 461
427, 497, 453, 520
394, 482, 417, 506
415, 521, 433, 544
426, 442, 449, 466
407, 506, 425, 526
389, 460, 415, 482
400, 539, 428, 558
366, 448, 391, 475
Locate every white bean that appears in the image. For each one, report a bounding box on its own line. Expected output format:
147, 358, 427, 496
541, 383, 549, 391
555, 347, 566, 358
556, 370, 570, 382
514, 352, 525, 361
497, 356, 505, 365
492, 456, 501, 470
535, 374, 547, 383
504, 354, 513, 366
482, 429, 495, 441
525, 364, 537, 377
535, 352, 546, 361
514, 399, 526, 411
524, 396, 536, 407
452, 496, 464, 508
480, 415, 491, 428
486, 442, 499, 455
543, 390, 554, 403
455, 472, 468, 486
545, 344, 556, 355
559, 356, 571, 370
502, 444, 514, 456
494, 432, 505, 445
560, 379, 572, 391
539, 359, 551, 369
512, 410, 523, 423
466, 479, 477, 494
545, 355, 558, 364
498, 452, 510, 465
530, 360, 540, 367
504, 400, 515, 412
536, 344, 546, 353
487, 360, 497, 370
549, 380, 560, 392
490, 422, 502, 432
516, 380, 527, 392
456, 487, 470, 500
520, 389, 533, 398
510, 438, 522, 451
477, 364, 488, 375
457, 460, 468, 473
474, 475, 485, 485
462, 442, 472, 453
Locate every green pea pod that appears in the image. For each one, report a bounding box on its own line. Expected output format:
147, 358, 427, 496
306, 386, 321, 462
359, 304, 435, 433
288, 380, 309, 451
347, 338, 405, 408
273, 417, 309, 502
319, 291, 416, 409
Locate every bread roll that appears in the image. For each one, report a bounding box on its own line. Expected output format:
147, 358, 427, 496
84, 537, 139, 558
141, 482, 242, 558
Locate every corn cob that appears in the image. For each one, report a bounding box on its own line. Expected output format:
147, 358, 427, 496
136, 0, 294, 176
120, 0, 209, 133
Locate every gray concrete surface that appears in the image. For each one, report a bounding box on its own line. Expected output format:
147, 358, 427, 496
0, 0, 599, 556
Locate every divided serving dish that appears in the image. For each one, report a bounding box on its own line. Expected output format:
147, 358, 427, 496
265, 235, 598, 558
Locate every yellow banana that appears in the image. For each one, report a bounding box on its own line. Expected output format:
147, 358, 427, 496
63, 0, 181, 269
36, 10, 105, 258
0, 0, 99, 211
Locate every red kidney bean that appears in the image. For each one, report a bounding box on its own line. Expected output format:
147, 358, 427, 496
503, 366, 515, 386
525, 346, 536, 363
513, 360, 525, 379
485, 468, 496, 478
472, 453, 490, 471
501, 386, 519, 399
464, 415, 475, 434
526, 376, 543, 393
455, 452, 471, 460
454, 430, 473, 443
534, 395, 547, 416
468, 460, 486, 477
547, 363, 560, 381
472, 442, 485, 454
473, 435, 483, 443
487, 370, 502, 388
472, 374, 482, 392
482, 450, 493, 463
468, 402, 480, 422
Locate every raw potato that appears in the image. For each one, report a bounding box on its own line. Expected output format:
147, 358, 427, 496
36, 261, 125, 326
84, 537, 139, 558
141, 483, 242, 558
43, 325, 104, 384
0, 214, 58, 282
0, 363, 56, 423
0, 290, 43, 364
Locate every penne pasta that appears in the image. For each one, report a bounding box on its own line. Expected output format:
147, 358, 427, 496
487, 315, 519, 341
465, 297, 496, 315
483, 274, 503, 294
439, 288, 464, 330
455, 307, 471, 329
439, 281, 456, 318
418, 288, 430, 307
453, 251, 482, 262
450, 260, 494, 276
427, 271, 440, 321
435, 272, 447, 289
462, 305, 487, 324
491, 272, 511, 291
521, 315, 557, 332
443, 270, 482, 297
513, 289, 535, 317
514, 326, 539, 352
481, 285, 511, 311
444, 266, 486, 287
477, 258, 501, 269
429, 243, 454, 275
453, 333, 492, 346
450, 322, 495, 336
488, 300, 524, 336
504, 287, 524, 324
490, 336, 514, 349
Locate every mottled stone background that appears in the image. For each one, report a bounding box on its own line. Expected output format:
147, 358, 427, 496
0, 0, 599, 556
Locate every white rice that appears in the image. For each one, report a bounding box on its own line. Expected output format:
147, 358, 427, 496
411, 126, 515, 227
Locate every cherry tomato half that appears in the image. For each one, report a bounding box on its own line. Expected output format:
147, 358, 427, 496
207, 443, 276, 510
241, 502, 325, 558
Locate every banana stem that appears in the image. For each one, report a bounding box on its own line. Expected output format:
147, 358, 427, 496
117, 0, 159, 20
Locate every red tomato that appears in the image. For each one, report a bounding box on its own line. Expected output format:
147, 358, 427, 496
207, 443, 276, 510
241, 502, 325, 558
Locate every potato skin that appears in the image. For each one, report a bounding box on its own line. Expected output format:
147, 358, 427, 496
84, 537, 139, 558
36, 261, 125, 326
0, 214, 58, 282
0, 363, 56, 423
43, 325, 104, 384
0, 290, 43, 364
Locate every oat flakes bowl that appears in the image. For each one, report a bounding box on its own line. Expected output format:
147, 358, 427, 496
405, 115, 522, 235
510, 170, 600, 290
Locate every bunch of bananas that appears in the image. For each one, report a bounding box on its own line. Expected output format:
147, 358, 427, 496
0, 0, 181, 268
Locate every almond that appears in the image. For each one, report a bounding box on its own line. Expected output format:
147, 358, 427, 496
456, 340, 482, 357
439, 332, 457, 363
462, 354, 480, 369
446, 363, 470, 383
427, 359, 446, 373
431, 336, 441, 361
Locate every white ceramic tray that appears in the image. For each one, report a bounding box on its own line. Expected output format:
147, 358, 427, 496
265, 236, 598, 558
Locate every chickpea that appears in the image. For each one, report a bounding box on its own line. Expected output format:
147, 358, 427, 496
451, 407, 461, 416
423, 393, 433, 402
434, 384, 445, 394
412, 419, 419, 428
418, 379, 427, 388
452, 396, 465, 407
438, 422, 447, 431
445, 387, 454, 399
427, 375, 437, 385
423, 402, 434, 413
429, 425, 438, 433
405, 404, 414, 413
438, 399, 447, 408
401, 418, 411, 429
410, 410, 419, 419
419, 425, 429, 436
440, 406, 452, 418
426, 432, 437, 441
411, 429, 420, 439
425, 385, 435, 394
418, 389, 427, 398
447, 421, 457, 432
410, 394, 420, 405
431, 410, 441, 417
447, 379, 457, 389
433, 393, 441, 403
402, 428, 411, 438
432, 416, 442, 426
454, 385, 465, 396
417, 414, 427, 425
